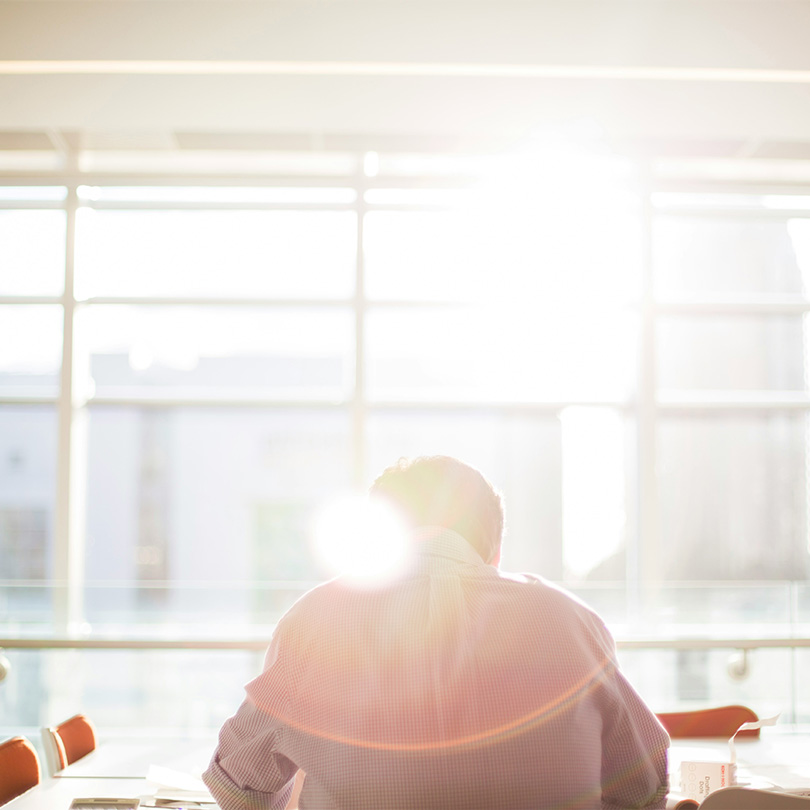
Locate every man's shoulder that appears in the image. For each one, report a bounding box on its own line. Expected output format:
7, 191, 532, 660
276, 578, 339, 622
274, 576, 379, 632
494, 570, 614, 646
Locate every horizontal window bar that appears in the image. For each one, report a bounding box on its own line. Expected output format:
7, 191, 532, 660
2, 636, 810, 651
79, 200, 357, 212
656, 299, 810, 315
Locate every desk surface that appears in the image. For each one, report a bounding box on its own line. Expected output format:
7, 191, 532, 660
9, 729, 810, 809
57, 734, 216, 780
669, 731, 810, 791
8, 778, 152, 810
8, 735, 219, 810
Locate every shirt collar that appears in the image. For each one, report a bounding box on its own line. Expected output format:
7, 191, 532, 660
411, 526, 489, 567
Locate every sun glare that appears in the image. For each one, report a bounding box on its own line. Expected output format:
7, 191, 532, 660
311, 495, 413, 586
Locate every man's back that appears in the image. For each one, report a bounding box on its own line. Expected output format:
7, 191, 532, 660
207, 528, 668, 810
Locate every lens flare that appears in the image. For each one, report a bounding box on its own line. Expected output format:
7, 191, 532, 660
311, 495, 412, 586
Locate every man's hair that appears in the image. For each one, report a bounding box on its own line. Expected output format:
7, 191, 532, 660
369, 455, 504, 564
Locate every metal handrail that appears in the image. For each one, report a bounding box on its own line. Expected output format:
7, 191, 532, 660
2, 636, 810, 651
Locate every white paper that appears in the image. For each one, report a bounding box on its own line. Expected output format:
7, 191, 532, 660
146, 764, 210, 793
728, 713, 780, 764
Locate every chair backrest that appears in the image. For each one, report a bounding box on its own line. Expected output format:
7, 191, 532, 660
40, 713, 97, 776
656, 705, 760, 739
0, 736, 41, 806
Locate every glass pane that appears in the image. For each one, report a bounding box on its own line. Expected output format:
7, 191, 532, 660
0, 187, 66, 202
796, 582, 810, 626
652, 583, 792, 636
75, 209, 356, 298
365, 203, 640, 304
0, 210, 65, 295
619, 647, 789, 721
0, 306, 62, 394
366, 410, 563, 577
85, 407, 352, 630
364, 189, 469, 206
653, 216, 810, 297
796, 649, 810, 723
658, 414, 810, 580
78, 186, 355, 204
366, 306, 637, 402
0, 406, 58, 630
652, 192, 810, 212
79, 151, 359, 176
658, 315, 807, 391
560, 407, 632, 583
364, 210, 489, 302
567, 583, 629, 628
76, 306, 354, 400
0, 647, 259, 733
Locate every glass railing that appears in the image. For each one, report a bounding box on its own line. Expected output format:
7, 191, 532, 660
3, 580, 810, 735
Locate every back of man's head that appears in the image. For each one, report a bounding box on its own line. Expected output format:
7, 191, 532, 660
369, 455, 503, 564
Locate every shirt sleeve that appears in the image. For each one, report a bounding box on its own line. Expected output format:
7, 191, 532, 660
593, 620, 670, 810
203, 633, 299, 810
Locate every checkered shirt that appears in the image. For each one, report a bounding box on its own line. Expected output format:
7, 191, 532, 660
203, 528, 669, 810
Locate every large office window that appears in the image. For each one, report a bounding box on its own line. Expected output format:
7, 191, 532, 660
2, 150, 810, 726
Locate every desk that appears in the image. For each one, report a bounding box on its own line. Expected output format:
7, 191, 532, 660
7, 734, 305, 810
58, 735, 216, 780
8, 735, 218, 810
7, 778, 151, 810
669, 730, 810, 792
9, 729, 810, 809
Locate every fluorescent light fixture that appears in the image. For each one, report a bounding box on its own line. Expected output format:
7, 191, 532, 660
0, 61, 809, 83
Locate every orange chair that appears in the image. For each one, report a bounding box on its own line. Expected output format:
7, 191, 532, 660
656, 705, 760, 739
0, 736, 41, 805
41, 713, 97, 776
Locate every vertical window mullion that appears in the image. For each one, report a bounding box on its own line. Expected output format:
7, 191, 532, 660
54, 182, 83, 633
635, 163, 661, 626
353, 179, 367, 488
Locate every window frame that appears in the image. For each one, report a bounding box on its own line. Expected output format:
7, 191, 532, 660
2, 159, 810, 634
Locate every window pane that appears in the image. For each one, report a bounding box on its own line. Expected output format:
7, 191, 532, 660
653, 216, 809, 297
0, 306, 62, 394
0, 210, 65, 295
0, 647, 258, 733
78, 186, 355, 204
85, 407, 352, 630
653, 583, 792, 635
366, 410, 563, 577
796, 649, 810, 723
366, 306, 636, 402
77, 306, 354, 400
364, 211, 485, 302
0, 187, 66, 202
365, 203, 640, 304
658, 414, 810, 580
797, 582, 810, 625
75, 209, 356, 298
560, 407, 632, 583
0, 405, 58, 630
658, 315, 807, 391
619, 646, 789, 721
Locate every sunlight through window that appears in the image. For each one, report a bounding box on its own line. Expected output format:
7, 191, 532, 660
310, 495, 413, 586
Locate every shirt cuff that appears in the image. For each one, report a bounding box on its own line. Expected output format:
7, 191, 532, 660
202, 757, 294, 810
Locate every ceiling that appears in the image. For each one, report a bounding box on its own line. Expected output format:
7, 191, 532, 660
2, 1, 810, 162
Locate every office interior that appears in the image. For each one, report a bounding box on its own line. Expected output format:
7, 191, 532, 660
2, 0, 810, 740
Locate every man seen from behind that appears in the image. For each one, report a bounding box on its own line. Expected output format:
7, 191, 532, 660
204, 455, 669, 809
